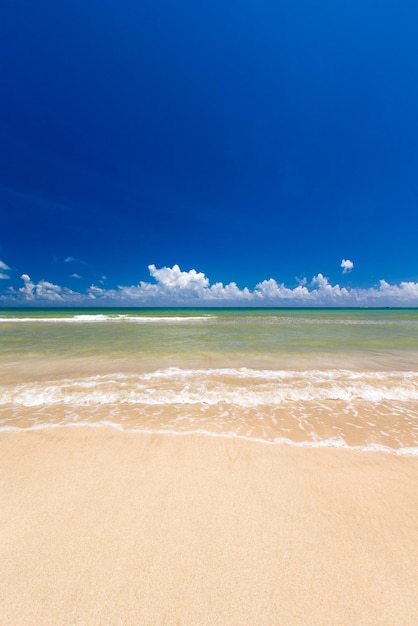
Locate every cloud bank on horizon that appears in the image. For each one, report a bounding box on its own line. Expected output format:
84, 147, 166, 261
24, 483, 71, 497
1, 260, 418, 306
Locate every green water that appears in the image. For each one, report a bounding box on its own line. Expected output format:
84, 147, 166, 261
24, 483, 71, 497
1, 308, 418, 450
0, 307, 418, 364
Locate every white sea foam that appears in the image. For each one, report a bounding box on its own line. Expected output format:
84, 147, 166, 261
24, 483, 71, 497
1, 367, 417, 454
1, 368, 418, 407
0, 315, 215, 324
2, 314, 413, 326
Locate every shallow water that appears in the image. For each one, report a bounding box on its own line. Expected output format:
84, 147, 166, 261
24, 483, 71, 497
1, 308, 418, 453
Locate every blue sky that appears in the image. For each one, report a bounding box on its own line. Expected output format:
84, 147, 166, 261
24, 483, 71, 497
1, 1, 418, 305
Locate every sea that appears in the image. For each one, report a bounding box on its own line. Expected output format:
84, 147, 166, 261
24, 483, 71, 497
1, 307, 417, 454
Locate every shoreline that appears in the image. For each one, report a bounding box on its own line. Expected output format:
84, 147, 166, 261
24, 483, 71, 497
1, 422, 418, 456
1, 428, 417, 624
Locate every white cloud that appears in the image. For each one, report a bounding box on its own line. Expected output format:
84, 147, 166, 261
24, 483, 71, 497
71, 273, 82, 279
0, 260, 11, 279
65, 256, 87, 265
311, 273, 349, 300
341, 259, 354, 274
18, 274, 35, 300
254, 278, 309, 301
149, 264, 209, 292
10, 274, 79, 303
84, 266, 418, 306
2, 264, 418, 306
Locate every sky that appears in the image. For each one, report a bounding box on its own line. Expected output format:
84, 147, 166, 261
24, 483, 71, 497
1, 0, 418, 306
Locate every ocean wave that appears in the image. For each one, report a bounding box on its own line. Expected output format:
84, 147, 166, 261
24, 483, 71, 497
0, 315, 215, 324
1, 367, 418, 406
2, 368, 417, 453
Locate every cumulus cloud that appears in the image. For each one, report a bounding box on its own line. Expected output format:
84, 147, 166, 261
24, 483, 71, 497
254, 278, 309, 301
19, 274, 35, 299
0, 260, 10, 271
71, 273, 82, 279
341, 259, 354, 274
86, 264, 252, 304
80, 266, 418, 306
148, 264, 209, 291
2, 264, 418, 306
6, 274, 79, 303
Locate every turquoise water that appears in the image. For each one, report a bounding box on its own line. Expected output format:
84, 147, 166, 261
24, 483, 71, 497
0, 308, 417, 452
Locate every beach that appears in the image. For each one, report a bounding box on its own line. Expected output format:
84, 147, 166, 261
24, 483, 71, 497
1, 308, 417, 623
1, 428, 417, 625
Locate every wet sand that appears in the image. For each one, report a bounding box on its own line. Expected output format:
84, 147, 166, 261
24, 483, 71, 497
0, 428, 417, 625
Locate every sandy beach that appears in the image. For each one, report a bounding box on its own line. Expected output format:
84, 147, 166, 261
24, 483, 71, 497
0, 428, 417, 625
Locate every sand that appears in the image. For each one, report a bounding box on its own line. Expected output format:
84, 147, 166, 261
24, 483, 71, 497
0, 429, 417, 625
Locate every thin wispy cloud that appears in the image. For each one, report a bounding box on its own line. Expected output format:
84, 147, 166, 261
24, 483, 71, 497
64, 256, 88, 265
2, 263, 418, 306
0, 186, 73, 213
0, 260, 11, 280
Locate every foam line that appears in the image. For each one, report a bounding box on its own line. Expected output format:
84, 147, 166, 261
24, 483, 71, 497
1, 368, 418, 406
0, 315, 215, 323
1, 421, 417, 455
